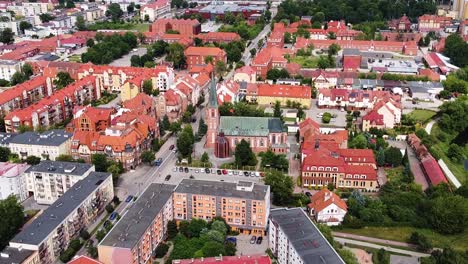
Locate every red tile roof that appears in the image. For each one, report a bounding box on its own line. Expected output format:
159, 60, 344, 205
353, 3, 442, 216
308, 189, 347, 212
68, 256, 103, 264
252, 84, 311, 99
184, 46, 226, 57
0, 76, 47, 106
363, 110, 384, 125
421, 156, 447, 186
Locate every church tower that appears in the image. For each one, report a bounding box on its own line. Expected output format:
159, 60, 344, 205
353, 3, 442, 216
205, 75, 219, 148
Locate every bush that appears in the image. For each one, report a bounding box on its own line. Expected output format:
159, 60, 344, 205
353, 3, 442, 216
154, 243, 169, 258
80, 230, 90, 240
105, 204, 114, 214
96, 229, 106, 242
69, 239, 82, 251
322, 112, 332, 123
409, 232, 432, 252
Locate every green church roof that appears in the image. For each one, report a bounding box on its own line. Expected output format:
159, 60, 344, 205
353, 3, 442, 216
219, 116, 284, 137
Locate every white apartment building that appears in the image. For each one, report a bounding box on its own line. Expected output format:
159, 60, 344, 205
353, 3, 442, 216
7, 2, 49, 17
0, 59, 22, 81
269, 208, 345, 264
23, 161, 95, 205
0, 162, 30, 201
9, 171, 114, 264
140, 0, 171, 22
8, 130, 72, 161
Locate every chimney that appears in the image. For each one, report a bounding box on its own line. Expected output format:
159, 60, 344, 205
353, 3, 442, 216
324, 191, 331, 201
315, 139, 320, 150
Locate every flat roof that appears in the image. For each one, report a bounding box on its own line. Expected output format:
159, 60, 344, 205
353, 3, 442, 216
100, 183, 176, 249
175, 179, 269, 201
270, 208, 345, 264
9, 130, 72, 146
0, 247, 35, 264
11, 172, 112, 246
0, 133, 15, 146
25, 161, 93, 176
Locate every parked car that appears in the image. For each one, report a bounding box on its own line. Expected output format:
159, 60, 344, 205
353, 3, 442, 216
195, 169, 200, 173
250, 236, 257, 244
305, 192, 312, 197
103, 220, 111, 229
228, 170, 233, 175
189, 175, 195, 179
255, 172, 260, 177
109, 212, 118, 221
165, 174, 171, 181
178, 167, 183, 172
172, 167, 177, 172
125, 195, 133, 203
217, 169, 222, 175
169, 145, 175, 150
260, 172, 265, 177
244, 171, 249, 176
222, 169, 227, 175
256, 236, 263, 244
233, 171, 238, 175
250, 172, 255, 177
205, 168, 210, 173
226, 237, 237, 245
154, 158, 163, 166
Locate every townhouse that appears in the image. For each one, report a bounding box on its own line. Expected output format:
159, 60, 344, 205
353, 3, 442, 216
0, 162, 30, 201
8, 130, 72, 161
173, 179, 270, 235
269, 208, 345, 264
418, 15, 452, 32
245, 83, 311, 108
140, 0, 171, 22
66, 106, 114, 133
98, 183, 175, 264
307, 189, 348, 226
184, 47, 227, 70
4, 76, 100, 132
195, 32, 241, 44
155, 89, 187, 122
23, 161, 95, 205
9, 172, 113, 264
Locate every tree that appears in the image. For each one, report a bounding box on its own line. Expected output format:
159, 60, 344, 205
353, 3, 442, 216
314, 12, 325, 22
409, 232, 432, 252
10, 72, 27, 85
107, 162, 123, 183
151, 40, 169, 57
0, 196, 24, 249
167, 220, 178, 239
75, 15, 86, 31
204, 56, 214, 64
96, 229, 106, 242
328, 43, 340, 57
429, 195, 468, 234
349, 134, 367, 149
65, 0, 75, 8
322, 112, 332, 123
39, 13, 55, 23
384, 147, 403, 167
194, 37, 203, 46
211, 220, 227, 235
200, 152, 210, 163
25, 155, 41, 165
438, 97, 468, 134
141, 150, 155, 164
0, 147, 10, 162
154, 243, 169, 258
317, 55, 331, 69
273, 101, 282, 118
91, 154, 108, 172
106, 3, 123, 21
0, 28, 13, 44
202, 241, 226, 257
127, 2, 135, 13
234, 139, 256, 167
177, 125, 195, 157
447, 143, 465, 163
444, 34, 468, 67
19, 21, 32, 34
264, 170, 294, 205
215, 61, 227, 77
166, 43, 186, 69
198, 118, 207, 136
53, 72, 74, 89
105, 204, 114, 214
376, 148, 385, 167
142, 79, 153, 95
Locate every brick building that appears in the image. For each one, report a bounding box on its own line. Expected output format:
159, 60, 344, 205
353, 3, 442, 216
149, 18, 201, 36
184, 47, 227, 70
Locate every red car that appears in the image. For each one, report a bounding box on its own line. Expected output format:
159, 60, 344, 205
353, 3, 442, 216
222, 169, 227, 175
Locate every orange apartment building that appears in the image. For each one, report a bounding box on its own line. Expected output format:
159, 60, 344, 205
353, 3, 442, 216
184, 47, 227, 70
149, 18, 201, 36
66, 106, 114, 132
98, 183, 175, 264
173, 179, 270, 235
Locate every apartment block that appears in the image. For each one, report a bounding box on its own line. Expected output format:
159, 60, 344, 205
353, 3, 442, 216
0, 59, 21, 81
184, 47, 227, 70
269, 208, 345, 264
0, 246, 39, 264
0, 162, 30, 201
98, 183, 175, 264
23, 161, 95, 205
8, 130, 72, 161
0, 76, 50, 116
9, 172, 114, 264
173, 179, 270, 235
140, 0, 171, 22
149, 18, 201, 36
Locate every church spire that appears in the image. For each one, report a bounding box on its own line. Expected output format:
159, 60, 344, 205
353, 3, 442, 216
208, 73, 218, 108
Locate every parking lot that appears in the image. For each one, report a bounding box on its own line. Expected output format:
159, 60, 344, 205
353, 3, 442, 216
235, 234, 269, 256
305, 100, 353, 127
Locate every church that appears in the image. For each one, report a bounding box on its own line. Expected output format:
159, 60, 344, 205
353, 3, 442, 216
205, 77, 288, 158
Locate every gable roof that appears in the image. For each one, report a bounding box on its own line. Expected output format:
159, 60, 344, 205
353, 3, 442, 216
308, 189, 347, 212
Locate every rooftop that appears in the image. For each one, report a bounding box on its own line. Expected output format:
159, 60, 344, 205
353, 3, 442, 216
0, 247, 35, 264
100, 183, 175, 249
173, 255, 271, 264
219, 116, 284, 137
175, 179, 269, 201
25, 160, 93, 176
11, 172, 112, 246
270, 208, 345, 264
9, 130, 72, 146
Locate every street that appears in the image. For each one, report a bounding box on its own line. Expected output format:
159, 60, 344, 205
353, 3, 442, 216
110, 47, 148, 67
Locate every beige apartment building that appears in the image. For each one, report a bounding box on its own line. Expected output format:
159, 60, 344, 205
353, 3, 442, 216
173, 179, 270, 235
9, 172, 113, 264
8, 130, 72, 161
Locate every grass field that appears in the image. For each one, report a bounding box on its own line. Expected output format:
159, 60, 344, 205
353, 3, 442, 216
289, 56, 319, 68
384, 167, 405, 182
68, 54, 82, 63
407, 109, 436, 124
338, 226, 468, 251
129, 23, 150, 32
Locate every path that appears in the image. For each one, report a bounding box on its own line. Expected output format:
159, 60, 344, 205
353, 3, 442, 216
333, 232, 414, 248
334, 237, 430, 258
425, 119, 436, 135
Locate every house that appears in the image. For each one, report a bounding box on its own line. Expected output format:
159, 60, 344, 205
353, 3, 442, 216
233, 66, 257, 83
0, 162, 30, 201
269, 208, 345, 264
342, 49, 362, 72
418, 15, 452, 32
140, 0, 171, 21
195, 32, 241, 44
8, 172, 113, 264
308, 189, 347, 226
148, 18, 201, 36
155, 89, 187, 122
362, 110, 385, 131
8, 130, 72, 161
251, 47, 290, 79
388, 15, 412, 31
184, 47, 227, 70
423, 52, 459, 75
407, 81, 444, 101
67, 106, 114, 132
245, 83, 311, 108
122, 93, 157, 117
217, 80, 242, 104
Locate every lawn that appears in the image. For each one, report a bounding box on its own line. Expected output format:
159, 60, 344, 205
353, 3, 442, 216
68, 54, 82, 63
430, 124, 468, 184
407, 109, 437, 124
129, 23, 150, 32
338, 226, 468, 251
289, 56, 319, 68
384, 166, 405, 183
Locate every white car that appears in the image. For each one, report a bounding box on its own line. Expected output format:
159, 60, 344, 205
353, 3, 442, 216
255, 172, 260, 177
228, 170, 233, 176
195, 169, 200, 173
173, 167, 177, 172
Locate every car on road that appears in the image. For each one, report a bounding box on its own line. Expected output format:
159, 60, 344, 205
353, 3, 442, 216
256, 236, 263, 244
233, 171, 238, 175
169, 145, 175, 150
228, 170, 233, 175
189, 175, 195, 179
250, 172, 255, 177
165, 174, 171, 181
125, 195, 133, 203
109, 212, 118, 221
184, 167, 189, 173
255, 172, 260, 177
154, 158, 163, 166
217, 169, 222, 175
205, 168, 210, 173
260, 172, 265, 177
103, 220, 111, 229
250, 236, 257, 244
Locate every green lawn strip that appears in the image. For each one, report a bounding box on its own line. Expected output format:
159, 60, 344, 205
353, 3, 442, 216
384, 166, 405, 183
129, 23, 150, 32
289, 56, 318, 68
90, 213, 109, 236
343, 243, 412, 257
337, 226, 468, 251
407, 109, 437, 124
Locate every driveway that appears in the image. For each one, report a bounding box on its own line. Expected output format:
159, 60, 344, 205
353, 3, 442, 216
235, 234, 268, 256
305, 99, 353, 128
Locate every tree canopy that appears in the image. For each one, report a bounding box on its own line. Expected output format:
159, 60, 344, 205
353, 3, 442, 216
234, 139, 256, 167
264, 170, 294, 205
0, 196, 24, 249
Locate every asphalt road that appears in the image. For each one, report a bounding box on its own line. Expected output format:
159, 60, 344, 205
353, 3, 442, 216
110, 47, 148, 67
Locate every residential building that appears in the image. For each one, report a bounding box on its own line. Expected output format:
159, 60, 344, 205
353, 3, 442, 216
67, 106, 114, 133
407, 81, 444, 101
0, 60, 22, 82
184, 47, 227, 70
98, 183, 175, 264
418, 15, 452, 32
269, 208, 345, 264
0, 162, 30, 201
362, 110, 384, 131
23, 161, 95, 205
185, 3, 265, 21
245, 83, 311, 108
196, 32, 241, 44
172, 255, 271, 264
0, 19, 21, 36
0, 246, 39, 264
148, 18, 200, 36
9, 172, 113, 264
122, 93, 157, 117
8, 130, 72, 161
173, 179, 270, 235
69, 255, 103, 264
140, 0, 171, 22
423, 52, 459, 75
307, 189, 347, 226
233, 66, 257, 83
342, 49, 362, 72
388, 15, 412, 31
84, 8, 105, 22
0, 76, 50, 116
216, 80, 242, 104
155, 89, 187, 122
251, 47, 290, 79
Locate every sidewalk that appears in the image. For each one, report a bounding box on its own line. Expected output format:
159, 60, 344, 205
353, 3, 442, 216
334, 237, 430, 258
333, 232, 413, 248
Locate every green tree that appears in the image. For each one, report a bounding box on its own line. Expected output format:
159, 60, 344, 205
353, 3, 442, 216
198, 118, 207, 136
328, 43, 340, 57
409, 232, 432, 252
215, 61, 227, 77
0, 196, 24, 249
25, 155, 41, 165
166, 43, 186, 69
0, 147, 11, 161
447, 143, 465, 163
384, 147, 403, 167
151, 40, 169, 57
19, 21, 32, 34
75, 15, 86, 31
39, 13, 55, 23
202, 241, 226, 257
211, 220, 227, 235
95, 229, 106, 242
349, 134, 367, 149
161, 115, 170, 131
444, 34, 468, 67
91, 153, 108, 172
177, 125, 195, 157
234, 139, 256, 167
438, 97, 468, 133
80, 230, 90, 240
141, 150, 155, 164
273, 101, 282, 118
167, 220, 178, 239
142, 79, 153, 95
106, 3, 123, 21
264, 170, 294, 205
53, 72, 74, 89
10, 72, 27, 85
200, 152, 209, 163
127, 2, 135, 13
322, 112, 332, 123
0, 28, 14, 44
86, 38, 95, 47
429, 195, 468, 234
376, 148, 385, 166
317, 55, 331, 69
21, 63, 33, 79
